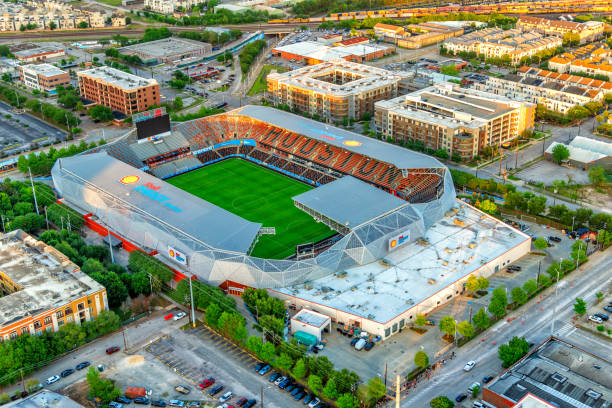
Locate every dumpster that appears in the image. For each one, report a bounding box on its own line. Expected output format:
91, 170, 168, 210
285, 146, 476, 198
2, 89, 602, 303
294, 331, 317, 346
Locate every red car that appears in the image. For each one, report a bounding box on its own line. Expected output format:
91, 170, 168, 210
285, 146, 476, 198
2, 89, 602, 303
164, 313, 174, 321
106, 346, 120, 354
236, 398, 248, 407
198, 377, 215, 389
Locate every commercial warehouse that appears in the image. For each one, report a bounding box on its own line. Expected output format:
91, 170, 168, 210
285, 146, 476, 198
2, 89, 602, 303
271, 41, 394, 64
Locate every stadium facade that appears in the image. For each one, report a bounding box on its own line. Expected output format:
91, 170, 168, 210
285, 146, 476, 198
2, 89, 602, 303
52, 106, 456, 289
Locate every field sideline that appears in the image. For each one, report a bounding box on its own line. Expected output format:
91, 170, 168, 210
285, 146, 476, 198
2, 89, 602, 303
166, 159, 334, 259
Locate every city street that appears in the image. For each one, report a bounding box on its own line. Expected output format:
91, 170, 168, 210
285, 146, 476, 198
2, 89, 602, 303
396, 247, 612, 407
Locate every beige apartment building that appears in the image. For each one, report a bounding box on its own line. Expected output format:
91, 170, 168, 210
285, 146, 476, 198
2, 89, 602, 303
267, 59, 404, 122
19, 63, 70, 94
144, 0, 200, 13
517, 16, 605, 44
0, 230, 107, 341
375, 82, 535, 160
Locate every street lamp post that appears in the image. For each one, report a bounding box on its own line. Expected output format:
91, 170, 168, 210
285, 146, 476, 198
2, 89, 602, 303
550, 258, 562, 335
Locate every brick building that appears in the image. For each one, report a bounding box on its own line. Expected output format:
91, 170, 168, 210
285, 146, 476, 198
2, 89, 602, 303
77, 67, 160, 115
517, 16, 605, 44
19, 63, 70, 94
267, 59, 403, 121
0, 230, 107, 341
375, 82, 535, 160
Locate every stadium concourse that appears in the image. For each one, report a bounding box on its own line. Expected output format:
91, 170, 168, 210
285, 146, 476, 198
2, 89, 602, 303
51, 105, 530, 339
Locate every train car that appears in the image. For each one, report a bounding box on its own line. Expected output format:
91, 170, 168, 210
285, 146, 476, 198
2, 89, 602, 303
268, 19, 287, 24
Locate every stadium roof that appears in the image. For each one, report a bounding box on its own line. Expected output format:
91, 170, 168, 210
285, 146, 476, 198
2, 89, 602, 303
56, 152, 261, 253
234, 105, 444, 170
292, 176, 411, 229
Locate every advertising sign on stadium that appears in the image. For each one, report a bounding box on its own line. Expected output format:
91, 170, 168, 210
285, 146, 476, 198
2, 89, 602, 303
388, 230, 410, 251
192, 139, 256, 155
168, 246, 187, 265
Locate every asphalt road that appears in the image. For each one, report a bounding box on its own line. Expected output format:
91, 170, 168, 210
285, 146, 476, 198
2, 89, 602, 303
396, 247, 612, 407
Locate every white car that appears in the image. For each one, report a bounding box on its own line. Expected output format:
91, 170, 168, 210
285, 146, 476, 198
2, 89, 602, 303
219, 392, 232, 402
173, 312, 187, 321
464, 361, 476, 372
588, 315, 603, 324
308, 397, 321, 408
274, 376, 286, 386
468, 382, 481, 392
46, 375, 60, 384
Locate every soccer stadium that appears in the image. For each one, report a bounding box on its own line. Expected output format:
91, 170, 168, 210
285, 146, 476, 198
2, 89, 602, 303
51, 105, 530, 338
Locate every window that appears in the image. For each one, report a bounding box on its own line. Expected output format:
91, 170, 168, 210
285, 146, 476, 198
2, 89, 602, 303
21, 327, 29, 334
56, 310, 64, 319
65, 307, 73, 315
44, 316, 52, 325
384, 328, 391, 337
10, 331, 17, 339
34, 320, 42, 329
399, 319, 405, 328
66, 315, 73, 323
57, 320, 64, 327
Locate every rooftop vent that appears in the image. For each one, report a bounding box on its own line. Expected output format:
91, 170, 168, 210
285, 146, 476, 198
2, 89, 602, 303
585, 390, 601, 400
551, 373, 567, 383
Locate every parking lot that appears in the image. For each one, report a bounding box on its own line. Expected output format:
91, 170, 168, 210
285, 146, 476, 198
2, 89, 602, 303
0, 101, 67, 155
584, 288, 612, 331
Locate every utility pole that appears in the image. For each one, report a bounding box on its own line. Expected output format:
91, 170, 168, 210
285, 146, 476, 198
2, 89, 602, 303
536, 260, 541, 288
189, 275, 196, 328
28, 167, 39, 215
122, 326, 128, 350
469, 306, 473, 324
550, 258, 562, 335
384, 362, 388, 387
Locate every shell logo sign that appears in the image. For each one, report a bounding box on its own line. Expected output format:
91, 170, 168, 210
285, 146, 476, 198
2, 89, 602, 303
120, 175, 140, 184
168, 246, 187, 265
388, 230, 411, 251
343, 140, 362, 147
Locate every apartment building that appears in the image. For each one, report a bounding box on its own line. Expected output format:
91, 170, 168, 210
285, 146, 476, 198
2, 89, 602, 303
78, 67, 160, 116
398, 23, 464, 49
375, 82, 535, 160
373, 23, 405, 39
267, 59, 403, 121
144, 0, 200, 14
473, 66, 612, 113
444, 27, 562, 64
19, 63, 70, 94
517, 16, 605, 44
0, 1, 126, 32
549, 43, 612, 78
0, 230, 107, 341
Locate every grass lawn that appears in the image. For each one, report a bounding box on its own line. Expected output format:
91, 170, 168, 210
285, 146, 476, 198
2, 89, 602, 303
166, 159, 334, 259
91, 0, 122, 5
247, 65, 288, 96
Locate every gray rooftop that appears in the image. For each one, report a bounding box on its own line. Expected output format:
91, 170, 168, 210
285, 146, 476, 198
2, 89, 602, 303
56, 152, 261, 253
487, 338, 612, 408
78, 66, 157, 91
119, 37, 210, 58
22, 63, 66, 77
292, 176, 410, 229
291, 309, 330, 328
0, 230, 104, 327
13, 42, 64, 58
5, 390, 83, 408
234, 105, 444, 170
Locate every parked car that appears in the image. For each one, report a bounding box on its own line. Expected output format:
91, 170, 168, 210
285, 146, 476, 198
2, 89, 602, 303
219, 391, 234, 402
76, 361, 91, 370
588, 315, 603, 324
594, 313, 609, 321
303, 394, 314, 405
455, 394, 467, 402
175, 385, 190, 395
244, 400, 257, 408
364, 341, 375, 351
199, 378, 215, 389
254, 362, 265, 372
116, 396, 132, 404
258, 364, 272, 375
482, 376, 494, 384
293, 391, 305, 401
173, 312, 186, 321
507, 265, 521, 271
151, 401, 167, 407
209, 385, 224, 396
350, 338, 359, 346
169, 400, 184, 407
425, 320, 435, 326
279, 379, 293, 389
109, 402, 123, 408
290, 387, 301, 396
604, 306, 612, 313
60, 369, 75, 378
309, 397, 321, 407
46, 375, 60, 385
274, 376, 286, 386
548, 236, 561, 243
286, 385, 296, 393
106, 346, 120, 354
236, 398, 248, 407
354, 339, 366, 350
133, 397, 150, 405
268, 372, 281, 382
464, 361, 476, 371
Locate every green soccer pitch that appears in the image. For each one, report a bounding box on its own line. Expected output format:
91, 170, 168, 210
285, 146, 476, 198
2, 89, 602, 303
166, 159, 335, 259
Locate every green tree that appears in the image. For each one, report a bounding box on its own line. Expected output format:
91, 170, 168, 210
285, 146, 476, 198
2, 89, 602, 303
498, 336, 530, 368
173, 96, 183, 110
523, 279, 538, 296
488, 298, 507, 318
246, 336, 262, 355
275, 353, 294, 371
471, 384, 480, 398
309, 356, 334, 382
78, 21, 88, 29
322, 377, 338, 399
573, 298, 587, 315
205, 303, 222, 327
336, 393, 356, 408
414, 350, 429, 368
511, 286, 528, 305
333, 369, 359, 395
477, 276, 489, 291
457, 321, 474, 338
89, 271, 128, 308
88, 105, 114, 122
430, 396, 455, 408
588, 166, 606, 186
259, 342, 276, 362
473, 308, 490, 330
414, 313, 427, 328
533, 237, 548, 251
86, 366, 121, 402
292, 358, 307, 378
365, 377, 386, 404
492, 287, 508, 307
465, 275, 479, 295
439, 316, 456, 339
552, 144, 570, 164
308, 374, 323, 395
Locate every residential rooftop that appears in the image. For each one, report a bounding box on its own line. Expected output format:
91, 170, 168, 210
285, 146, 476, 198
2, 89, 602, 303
78, 66, 158, 91
273, 202, 529, 324
268, 59, 403, 96
486, 337, 612, 408
22, 63, 66, 77
0, 230, 105, 327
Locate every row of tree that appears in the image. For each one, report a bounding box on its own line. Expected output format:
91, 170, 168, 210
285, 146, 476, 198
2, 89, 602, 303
239, 40, 267, 75
138, 8, 271, 27
177, 28, 242, 46
17, 140, 105, 176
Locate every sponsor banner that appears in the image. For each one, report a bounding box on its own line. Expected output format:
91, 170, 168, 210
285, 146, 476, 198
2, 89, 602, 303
192, 139, 255, 156
388, 230, 411, 251
168, 246, 187, 265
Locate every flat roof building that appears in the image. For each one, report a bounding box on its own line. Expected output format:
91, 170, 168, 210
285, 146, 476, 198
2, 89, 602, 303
290, 309, 331, 342
5, 390, 84, 408
484, 337, 612, 408
267, 59, 403, 121
545, 136, 612, 169
77, 67, 160, 115
0, 230, 107, 341
11, 42, 65, 62
19, 63, 70, 94
271, 41, 394, 65
119, 37, 212, 65
517, 16, 605, 44
375, 82, 535, 160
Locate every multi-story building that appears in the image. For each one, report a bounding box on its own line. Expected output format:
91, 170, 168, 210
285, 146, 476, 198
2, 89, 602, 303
373, 23, 405, 39
144, 0, 200, 13
375, 82, 535, 160
19, 63, 70, 94
549, 43, 612, 78
267, 59, 403, 121
517, 16, 605, 44
0, 1, 125, 32
78, 67, 160, 116
119, 37, 212, 65
271, 41, 394, 65
398, 23, 464, 49
11, 42, 65, 62
444, 27, 562, 65
0, 230, 107, 341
